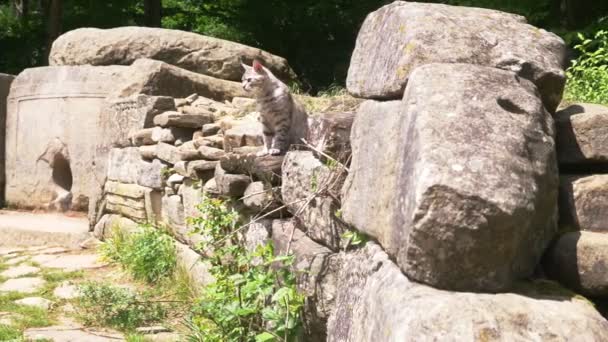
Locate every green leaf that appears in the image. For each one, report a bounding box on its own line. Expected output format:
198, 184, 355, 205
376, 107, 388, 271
255, 332, 276, 342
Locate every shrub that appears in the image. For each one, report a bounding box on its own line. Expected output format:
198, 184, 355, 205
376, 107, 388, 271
186, 196, 304, 342
76, 282, 166, 331
101, 225, 177, 284
565, 29, 608, 105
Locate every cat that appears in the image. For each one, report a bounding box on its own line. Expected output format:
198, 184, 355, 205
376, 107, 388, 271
241, 60, 308, 156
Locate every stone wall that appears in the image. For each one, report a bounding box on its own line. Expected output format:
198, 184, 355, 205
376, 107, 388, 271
0, 73, 15, 206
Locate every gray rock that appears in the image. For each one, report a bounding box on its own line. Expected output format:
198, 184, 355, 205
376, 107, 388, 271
178, 148, 203, 161
342, 63, 558, 292
153, 110, 214, 129
0, 277, 45, 294
306, 111, 355, 159
5, 65, 128, 211
214, 164, 251, 197
223, 121, 264, 152
180, 178, 203, 220
202, 123, 221, 136
556, 103, 608, 166
50, 26, 296, 83
272, 219, 340, 341
107, 148, 165, 189
282, 151, 348, 251
151, 126, 194, 144
559, 175, 608, 231
198, 146, 225, 160
15, 297, 53, 310
93, 214, 140, 240
138, 145, 157, 160
203, 178, 220, 196
243, 182, 274, 212
245, 220, 272, 253
129, 128, 155, 146
174, 241, 213, 287
24, 326, 123, 342
117, 59, 247, 102
0, 74, 15, 206
53, 281, 80, 299
327, 243, 608, 342
0, 265, 40, 278
347, 1, 566, 112
545, 231, 608, 297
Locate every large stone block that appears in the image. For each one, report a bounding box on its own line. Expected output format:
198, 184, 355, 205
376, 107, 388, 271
282, 151, 348, 250
347, 1, 566, 112
559, 175, 608, 231
107, 148, 165, 190
306, 111, 355, 159
545, 231, 608, 297
116, 59, 247, 102
342, 64, 558, 292
50, 27, 296, 83
0, 73, 15, 206
5, 65, 128, 210
556, 103, 608, 167
327, 243, 608, 342
271, 220, 340, 341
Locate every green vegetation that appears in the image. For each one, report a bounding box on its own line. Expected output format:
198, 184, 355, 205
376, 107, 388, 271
1, 0, 607, 92
101, 225, 177, 284
76, 282, 167, 331
564, 28, 608, 105
187, 196, 304, 342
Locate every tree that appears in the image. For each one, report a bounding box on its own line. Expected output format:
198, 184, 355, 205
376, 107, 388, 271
144, 0, 161, 27
43, 0, 62, 55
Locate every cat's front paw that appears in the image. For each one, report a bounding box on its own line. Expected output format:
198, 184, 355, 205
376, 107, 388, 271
268, 148, 282, 156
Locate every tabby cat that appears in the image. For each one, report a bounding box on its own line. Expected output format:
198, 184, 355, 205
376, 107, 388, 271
241, 60, 308, 156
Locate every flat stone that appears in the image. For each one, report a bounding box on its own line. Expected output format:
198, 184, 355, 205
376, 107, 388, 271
197, 146, 225, 160
139, 145, 157, 160
1, 266, 40, 278
53, 281, 80, 300
129, 128, 155, 146
223, 121, 264, 152
556, 103, 608, 167
0, 247, 25, 256
560, 175, 608, 231
156, 142, 180, 165
202, 123, 221, 136
0, 277, 46, 294
153, 111, 214, 128
151, 126, 193, 144
0, 211, 90, 249
136, 326, 171, 334
0, 312, 23, 325
5, 255, 29, 265
32, 247, 70, 255
37, 254, 106, 271
24, 326, 123, 342
15, 297, 53, 310
178, 147, 202, 161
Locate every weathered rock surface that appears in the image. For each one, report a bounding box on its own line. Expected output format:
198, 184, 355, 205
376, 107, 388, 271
151, 126, 193, 144
214, 164, 251, 197
560, 174, 608, 232
306, 111, 355, 159
327, 243, 608, 342
93, 214, 140, 240
282, 151, 348, 250
347, 1, 566, 112
0, 265, 40, 278
556, 103, 608, 167
0, 277, 45, 294
545, 231, 608, 297
5, 65, 128, 210
272, 219, 340, 341
153, 110, 214, 128
50, 26, 296, 82
24, 326, 123, 342
220, 153, 283, 184
223, 121, 264, 152
342, 64, 558, 292
117, 59, 248, 102
129, 128, 155, 146
15, 297, 53, 309
0, 73, 15, 206
107, 148, 165, 189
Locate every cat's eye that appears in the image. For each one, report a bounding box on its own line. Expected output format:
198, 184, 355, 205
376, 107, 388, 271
246, 78, 252, 82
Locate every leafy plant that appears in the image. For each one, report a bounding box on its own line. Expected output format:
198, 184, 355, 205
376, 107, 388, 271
341, 230, 368, 248
565, 29, 608, 105
76, 282, 166, 331
186, 196, 304, 342
100, 225, 177, 284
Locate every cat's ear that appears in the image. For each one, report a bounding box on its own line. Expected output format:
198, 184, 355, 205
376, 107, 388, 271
241, 62, 251, 71
253, 60, 265, 73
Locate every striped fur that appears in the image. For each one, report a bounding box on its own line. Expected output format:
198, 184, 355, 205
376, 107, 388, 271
241, 61, 308, 156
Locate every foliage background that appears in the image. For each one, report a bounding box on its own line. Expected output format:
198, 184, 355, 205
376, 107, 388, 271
0, 0, 607, 93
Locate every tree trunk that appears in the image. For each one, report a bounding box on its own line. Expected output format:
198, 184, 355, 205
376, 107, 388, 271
144, 0, 162, 27
43, 0, 62, 61
11, 0, 29, 21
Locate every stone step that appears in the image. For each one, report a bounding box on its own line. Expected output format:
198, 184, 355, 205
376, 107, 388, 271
0, 210, 91, 249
